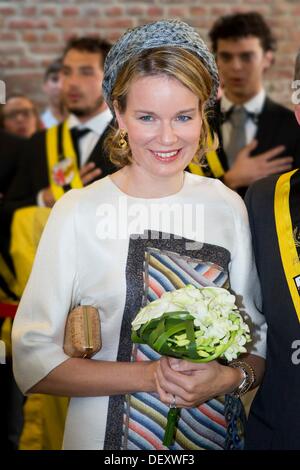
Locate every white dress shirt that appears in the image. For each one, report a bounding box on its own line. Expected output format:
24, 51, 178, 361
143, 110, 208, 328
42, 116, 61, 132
221, 89, 266, 153
67, 108, 112, 166
40, 108, 60, 129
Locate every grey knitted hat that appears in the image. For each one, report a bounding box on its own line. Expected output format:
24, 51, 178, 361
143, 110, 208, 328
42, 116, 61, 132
102, 19, 219, 113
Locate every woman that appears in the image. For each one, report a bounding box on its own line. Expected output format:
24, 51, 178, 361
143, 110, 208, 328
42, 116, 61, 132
12, 20, 266, 450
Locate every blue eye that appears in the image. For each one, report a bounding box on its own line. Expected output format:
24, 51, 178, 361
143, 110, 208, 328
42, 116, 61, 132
139, 115, 154, 122
176, 115, 191, 122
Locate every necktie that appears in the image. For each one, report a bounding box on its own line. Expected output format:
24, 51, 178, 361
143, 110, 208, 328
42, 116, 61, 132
225, 107, 248, 168
71, 127, 90, 166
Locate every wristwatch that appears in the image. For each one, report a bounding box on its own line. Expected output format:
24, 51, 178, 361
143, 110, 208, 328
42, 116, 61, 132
229, 360, 256, 398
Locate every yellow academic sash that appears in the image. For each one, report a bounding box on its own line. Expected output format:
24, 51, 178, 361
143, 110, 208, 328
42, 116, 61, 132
274, 169, 300, 322
188, 129, 224, 178
46, 121, 83, 201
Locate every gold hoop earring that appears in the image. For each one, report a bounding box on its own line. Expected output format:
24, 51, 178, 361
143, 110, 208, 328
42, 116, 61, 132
118, 129, 128, 149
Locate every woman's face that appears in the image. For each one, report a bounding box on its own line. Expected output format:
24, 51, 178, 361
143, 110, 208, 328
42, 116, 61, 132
115, 75, 202, 180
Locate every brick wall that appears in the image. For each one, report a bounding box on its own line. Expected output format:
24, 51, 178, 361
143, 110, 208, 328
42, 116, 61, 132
1, 0, 299, 111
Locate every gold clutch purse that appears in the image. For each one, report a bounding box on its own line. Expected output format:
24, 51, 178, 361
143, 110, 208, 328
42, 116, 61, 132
63, 305, 101, 358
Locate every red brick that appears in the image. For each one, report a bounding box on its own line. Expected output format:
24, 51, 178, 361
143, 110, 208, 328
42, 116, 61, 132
31, 45, 63, 55
0, 7, 16, 16
22, 7, 37, 16
0, 32, 17, 41
7, 19, 49, 29
62, 8, 80, 17
82, 8, 102, 18
41, 33, 61, 43
147, 7, 164, 17
94, 19, 133, 29
105, 7, 123, 17
23, 32, 40, 42
190, 7, 207, 16
40, 7, 58, 17
126, 7, 146, 16
168, 8, 189, 18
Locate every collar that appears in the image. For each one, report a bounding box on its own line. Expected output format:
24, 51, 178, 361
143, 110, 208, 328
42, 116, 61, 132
68, 107, 112, 136
220, 89, 266, 115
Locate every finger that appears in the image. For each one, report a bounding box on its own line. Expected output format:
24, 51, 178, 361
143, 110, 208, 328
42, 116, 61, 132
267, 156, 293, 166
245, 139, 258, 151
169, 357, 206, 373
155, 374, 191, 408
156, 360, 182, 394
79, 162, 96, 177
158, 358, 194, 395
155, 374, 174, 404
265, 162, 293, 176
81, 168, 102, 185
259, 145, 286, 161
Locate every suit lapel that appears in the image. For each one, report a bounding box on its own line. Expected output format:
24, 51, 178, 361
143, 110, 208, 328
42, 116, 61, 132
252, 97, 280, 156
86, 120, 116, 176
210, 101, 230, 171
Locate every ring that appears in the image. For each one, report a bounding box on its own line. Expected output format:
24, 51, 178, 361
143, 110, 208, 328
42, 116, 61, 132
170, 394, 177, 409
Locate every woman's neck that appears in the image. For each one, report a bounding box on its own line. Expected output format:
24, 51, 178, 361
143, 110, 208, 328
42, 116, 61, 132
111, 166, 185, 199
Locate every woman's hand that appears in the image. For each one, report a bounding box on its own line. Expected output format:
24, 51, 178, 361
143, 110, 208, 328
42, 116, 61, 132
155, 356, 242, 408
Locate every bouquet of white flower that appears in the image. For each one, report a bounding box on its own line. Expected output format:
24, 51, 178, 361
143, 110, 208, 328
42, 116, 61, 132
131, 284, 251, 446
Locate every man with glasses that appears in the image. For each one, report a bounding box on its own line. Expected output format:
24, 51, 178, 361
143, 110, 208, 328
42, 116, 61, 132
1, 94, 41, 138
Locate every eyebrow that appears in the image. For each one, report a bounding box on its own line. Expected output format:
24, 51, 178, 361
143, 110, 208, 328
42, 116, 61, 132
62, 65, 95, 71
135, 108, 197, 114
218, 51, 255, 57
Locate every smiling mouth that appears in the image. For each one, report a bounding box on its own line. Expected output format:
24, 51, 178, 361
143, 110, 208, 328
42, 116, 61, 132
151, 149, 181, 161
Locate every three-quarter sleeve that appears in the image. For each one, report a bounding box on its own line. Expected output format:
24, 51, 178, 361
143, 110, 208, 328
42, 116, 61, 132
12, 190, 81, 393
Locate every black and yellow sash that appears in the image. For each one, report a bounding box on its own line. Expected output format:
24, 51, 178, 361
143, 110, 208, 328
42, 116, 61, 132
188, 129, 224, 178
46, 121, 83, 201
274, 169, 300, 321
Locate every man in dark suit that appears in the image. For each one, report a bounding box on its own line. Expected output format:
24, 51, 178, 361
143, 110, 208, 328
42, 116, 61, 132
0, 130, 23, 200
207, 12, 300, 194
243, 51, 300, 450
4, 36, 116, 215
0, 130, 24, 282
0, 130, 24, 450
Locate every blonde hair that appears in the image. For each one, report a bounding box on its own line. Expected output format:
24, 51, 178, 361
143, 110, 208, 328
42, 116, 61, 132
105, 47, 218, 168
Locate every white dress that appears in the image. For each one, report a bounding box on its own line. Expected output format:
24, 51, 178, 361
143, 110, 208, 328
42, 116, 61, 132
12, 172, 266, 449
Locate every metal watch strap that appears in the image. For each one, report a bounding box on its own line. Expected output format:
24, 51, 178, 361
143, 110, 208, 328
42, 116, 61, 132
229, 360, 256, 398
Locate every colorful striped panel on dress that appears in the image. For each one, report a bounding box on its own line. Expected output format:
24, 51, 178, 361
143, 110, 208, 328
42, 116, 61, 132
122, 248, 231, 450
123, 345, 227, 450
144, 249, 229, 302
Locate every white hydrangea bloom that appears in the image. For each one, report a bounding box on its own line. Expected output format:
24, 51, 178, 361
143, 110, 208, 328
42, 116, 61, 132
132, 284, 251, 360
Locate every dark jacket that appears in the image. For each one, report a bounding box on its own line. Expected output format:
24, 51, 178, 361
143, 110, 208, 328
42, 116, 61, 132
0, 130, 23, 197
3, 121, 116, 214
245, 172, 300, 450
1, 121, 117, 272
206, 97, 300, 196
